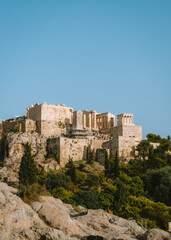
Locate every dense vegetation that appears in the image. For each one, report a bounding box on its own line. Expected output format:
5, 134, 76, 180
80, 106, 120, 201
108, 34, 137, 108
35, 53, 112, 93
18, 134, 171, 230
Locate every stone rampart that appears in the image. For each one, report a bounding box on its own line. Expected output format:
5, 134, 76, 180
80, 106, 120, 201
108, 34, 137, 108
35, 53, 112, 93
47, 137, 109, 167
27, 103, 73, 136
112, 124, 142, 159
2, 119, 36, 135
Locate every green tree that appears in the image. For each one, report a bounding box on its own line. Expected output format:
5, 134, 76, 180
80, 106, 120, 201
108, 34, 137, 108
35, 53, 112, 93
136, 140, 152, 160
120, 196, 171, 230
65, 157, 76, 183
52, 187, 75, 205
100, 184, 116, 212
114, 151, 119, 178
86, 173, 101, 188
146, 133, 162, 143
86, 145, 94, 164
104, 151, 109, 177
19, 143, 38, 186
75, 170, 86, 184
45, 171, 71, 192
73, 189, 101, 209
113, 180, 128, 215
143, 166, 171, 205
120, 158, 144, 177
167, 135, 171, 141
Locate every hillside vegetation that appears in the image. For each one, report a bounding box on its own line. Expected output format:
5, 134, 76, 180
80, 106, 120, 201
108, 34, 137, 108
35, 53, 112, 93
18, 133, 171, 231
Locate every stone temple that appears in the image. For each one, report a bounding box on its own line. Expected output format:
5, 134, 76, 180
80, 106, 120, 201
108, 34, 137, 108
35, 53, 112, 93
0, 103, 142, 166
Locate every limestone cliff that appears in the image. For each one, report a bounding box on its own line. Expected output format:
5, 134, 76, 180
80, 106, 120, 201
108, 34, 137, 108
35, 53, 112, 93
0, 132, 59, 184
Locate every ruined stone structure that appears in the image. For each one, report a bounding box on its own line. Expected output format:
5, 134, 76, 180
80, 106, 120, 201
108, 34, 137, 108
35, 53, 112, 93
112, 114, 142, 159
0, 103, 142, 165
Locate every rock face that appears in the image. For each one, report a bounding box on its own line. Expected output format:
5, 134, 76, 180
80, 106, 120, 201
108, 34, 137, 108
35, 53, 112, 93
0, 182, 71, 240
0, 133, 59, 184
2, 182, 169, 240
32, 196, 82, 237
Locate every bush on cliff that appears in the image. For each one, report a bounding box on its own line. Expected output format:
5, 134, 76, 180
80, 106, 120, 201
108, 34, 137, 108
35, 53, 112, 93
73, 189, 101, 209
45, 171, 71, 192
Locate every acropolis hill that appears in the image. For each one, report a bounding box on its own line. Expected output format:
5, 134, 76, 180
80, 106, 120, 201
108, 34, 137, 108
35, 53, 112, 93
0, 103, 142, 168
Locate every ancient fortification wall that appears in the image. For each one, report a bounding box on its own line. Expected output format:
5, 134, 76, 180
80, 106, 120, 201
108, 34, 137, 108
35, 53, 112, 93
112, 114, 142, 159
2, 119, 36, 135
27, 103, 73, 136
47, 137, 109, 167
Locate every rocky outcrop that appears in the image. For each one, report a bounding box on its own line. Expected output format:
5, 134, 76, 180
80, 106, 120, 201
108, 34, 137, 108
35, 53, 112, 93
139, 229, 171, 240
32, 196, 82, 237
0, 182, 170, 240
0, 182, 71, 240
0, 133, 59, 184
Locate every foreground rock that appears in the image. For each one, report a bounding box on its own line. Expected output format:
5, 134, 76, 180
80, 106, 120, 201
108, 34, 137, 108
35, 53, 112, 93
0, 182, 71, 240
32, 196, 82, 238
0, 182, 170, 240
139, 229, 171, 240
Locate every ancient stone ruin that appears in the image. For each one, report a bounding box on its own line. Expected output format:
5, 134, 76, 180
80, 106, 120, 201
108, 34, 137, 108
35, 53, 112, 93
0, 103, 142, 167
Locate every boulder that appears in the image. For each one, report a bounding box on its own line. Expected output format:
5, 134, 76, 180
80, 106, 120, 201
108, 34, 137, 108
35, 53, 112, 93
0, 182, 71, 240
139, 229, 171, 240
32, 196, 82, 237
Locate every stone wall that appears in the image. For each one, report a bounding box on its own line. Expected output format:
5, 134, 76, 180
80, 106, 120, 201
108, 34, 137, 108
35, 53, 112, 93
2, 119, 36, 135
96, 149, 110, 165
112, 125, 142, 159
27, 103, 73, 136
25, 119, 37, 133
2, 119, 25, 135
40, 120, 67, 137
47, 137, 109, 167
41, 103, 73, 124
27, 103, 42, 121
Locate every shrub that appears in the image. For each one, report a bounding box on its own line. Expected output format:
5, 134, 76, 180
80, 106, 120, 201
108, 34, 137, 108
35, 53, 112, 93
52, 187, 75, 205
73, 190, 101, 209
18, 183, 47, 204
65, 158, 76, 183
75, 171, 86, 184
45, 171, 71, 192
86, 173, 100, 188
120, 196, 171, 230
100, 184, 116, 211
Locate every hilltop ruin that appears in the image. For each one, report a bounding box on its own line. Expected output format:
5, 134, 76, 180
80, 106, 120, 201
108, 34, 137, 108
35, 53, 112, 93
0, 103, 142, 166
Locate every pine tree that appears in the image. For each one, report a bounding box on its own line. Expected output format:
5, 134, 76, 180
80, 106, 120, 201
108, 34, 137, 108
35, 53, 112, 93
86, 145, 94, 164
19, 143, 38, 185
65, 157, 76, 183
104, 150, 109, 177
114, 151, 119, 178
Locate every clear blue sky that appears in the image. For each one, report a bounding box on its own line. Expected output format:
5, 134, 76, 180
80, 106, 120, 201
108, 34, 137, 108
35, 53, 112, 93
0, 0, 170, 138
